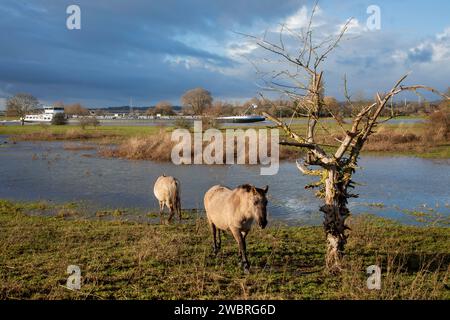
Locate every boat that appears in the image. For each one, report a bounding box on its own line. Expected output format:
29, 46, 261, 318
215, 115, 266, 123
22, 106, 65, 123
215, 104, 265, 123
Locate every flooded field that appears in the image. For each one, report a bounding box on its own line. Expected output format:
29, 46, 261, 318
0, 116, 425, 127
0, 135, 448, 225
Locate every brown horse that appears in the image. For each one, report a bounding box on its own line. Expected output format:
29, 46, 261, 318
153, 175, 181, 223
204, 184, 268, 273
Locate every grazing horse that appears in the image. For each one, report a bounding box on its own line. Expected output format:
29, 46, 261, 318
204, 184, 269, 273
153, 175, 181, 223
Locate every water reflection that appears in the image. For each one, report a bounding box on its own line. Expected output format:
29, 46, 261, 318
0, 136, 448, 225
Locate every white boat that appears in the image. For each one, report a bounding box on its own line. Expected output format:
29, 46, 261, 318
215, 115, 266, 123
215, 104, 265, 123
22, 106, 65, 123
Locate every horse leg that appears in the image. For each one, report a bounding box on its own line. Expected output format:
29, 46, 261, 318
159, 201, 164, 224
210, 223, 219, 255
217, 229, 222, 250
167, 202, 175, 223
231, 228, 250, 273
177, 196, 182, 222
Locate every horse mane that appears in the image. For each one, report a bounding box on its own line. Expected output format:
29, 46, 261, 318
237, 184, 253, 192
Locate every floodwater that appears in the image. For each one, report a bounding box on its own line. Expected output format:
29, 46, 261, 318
0, 135, 448, 225
1, 117, 425, 127
74, 117, 425, 127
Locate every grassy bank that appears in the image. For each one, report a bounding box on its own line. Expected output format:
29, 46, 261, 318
0, 200, 448, 299
1, 119, 449, 159
0, 124, 165, 141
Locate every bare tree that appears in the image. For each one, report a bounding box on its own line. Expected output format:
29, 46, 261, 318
245, 3, 449, 271
6, 93, 39, 125
181, 87, 213, 115
151, 100, 175, 116
323, 96, 341, 120
207, 100, 235, 116
64, 103, 90, 116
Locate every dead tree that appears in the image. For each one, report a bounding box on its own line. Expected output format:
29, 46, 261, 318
6, 93, 39, 125
244, 4, 449, 271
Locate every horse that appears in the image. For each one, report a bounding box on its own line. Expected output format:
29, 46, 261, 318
153, 175, 181, 223
204, 184, 268, 273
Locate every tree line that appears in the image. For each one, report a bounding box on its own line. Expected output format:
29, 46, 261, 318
5, 87, 449, 120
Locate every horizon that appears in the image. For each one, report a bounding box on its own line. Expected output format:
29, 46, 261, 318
0, 0, 449, 109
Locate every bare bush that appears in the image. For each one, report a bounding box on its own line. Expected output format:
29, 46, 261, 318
78, 117, 100, 129
181, 88, 213, 115
99, 133, 175, 161
174, 118, 192, 129
425, 105, 449, 143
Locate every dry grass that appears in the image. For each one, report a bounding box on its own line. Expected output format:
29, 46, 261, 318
0, 200, 448, 300
3, 114, 449, 160
11, 128, 114, 142
99, 132, 175, 161
363, 128, 425, 152
338, 215, 450, 299
425, 107, 449, 143
363, 109, 448, 153
98, 131, 301, 162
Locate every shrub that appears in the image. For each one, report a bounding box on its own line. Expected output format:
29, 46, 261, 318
174, 118, 192, 130
426, 106, 449, 142
99, 133, 175, 161
51, 113, 67, 125
78, 116, 100, 129
201, 116, 221, 130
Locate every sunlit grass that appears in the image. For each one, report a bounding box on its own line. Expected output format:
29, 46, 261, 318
0, 199, 448, 300
1, 118, 448, 159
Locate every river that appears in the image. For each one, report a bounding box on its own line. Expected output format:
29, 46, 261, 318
0, 135, 448, 225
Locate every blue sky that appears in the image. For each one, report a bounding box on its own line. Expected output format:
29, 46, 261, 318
0, 0, 449, 108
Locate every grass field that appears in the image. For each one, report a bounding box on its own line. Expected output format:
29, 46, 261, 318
0, 200, 448, 300
0, 124, 166, 138
1, 117, 449, 159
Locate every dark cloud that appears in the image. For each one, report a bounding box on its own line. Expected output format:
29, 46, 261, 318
0, 1, 448, 107
0, 0, 303, 107
407, 46, 433, 63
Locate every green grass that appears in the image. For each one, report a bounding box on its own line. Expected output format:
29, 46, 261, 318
0, 116, 19, 121
1, 119, 448, 159
362, 145, 450, 159
0, 199, 448, 300
0, 124, 167, 138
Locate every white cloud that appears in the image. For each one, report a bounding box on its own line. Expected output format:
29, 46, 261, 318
226, 41, 258, 58
430, 29, 450, 62
163, 54, 243, 77
284, 6, 309, 30
338, 18, 365, 35
436, 27, 450, 41
392, 26, 450, 64
391, 49, 407, 62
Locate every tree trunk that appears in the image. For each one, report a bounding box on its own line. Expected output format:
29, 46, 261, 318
320, 167, 349, 272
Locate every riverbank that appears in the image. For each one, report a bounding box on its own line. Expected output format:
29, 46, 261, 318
1, 118, 448, 159
0, 200, 448, 299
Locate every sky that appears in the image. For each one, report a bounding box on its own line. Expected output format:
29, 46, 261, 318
0, 0, 449, 108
